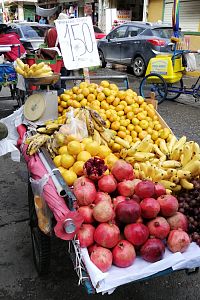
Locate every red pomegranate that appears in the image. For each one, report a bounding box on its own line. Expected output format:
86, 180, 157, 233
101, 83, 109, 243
111, 160, 135, 181
93, 200, 114, 223
90, 246, 113, 272
73, 177, 97, 206
77, 224, 95, 248
112, 196, 126, 210
134, 180, 155, 199
94, 222, 120, 248
157, 195, 178, 217
78, 205, 95, 224
94, 192, 112, 205
115, 199, 141, 224
154, 183, 166, 197
130, 194, 141, 203
147, 217, 170, 240
124, 223, 149, 246
167, 212, 188, 231
112, 240, 136, 268
117, 180, 135, 197
140, 238, 165, 262
98, 174, 117, 193
167, 229, 190, 253
88, 243, 99, 255
140, 198, 160, 219
83, 157, 107, 180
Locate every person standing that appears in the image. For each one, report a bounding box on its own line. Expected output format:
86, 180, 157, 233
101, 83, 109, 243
39, 17, 46, 24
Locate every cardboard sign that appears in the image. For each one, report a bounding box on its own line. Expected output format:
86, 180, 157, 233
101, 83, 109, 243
55, 17, 100, 70
151, 60, 168, 75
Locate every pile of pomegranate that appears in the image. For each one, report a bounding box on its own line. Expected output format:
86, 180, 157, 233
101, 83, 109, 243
74, 159, 191, 273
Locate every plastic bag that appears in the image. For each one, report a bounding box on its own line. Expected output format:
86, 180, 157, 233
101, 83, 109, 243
58, 108, 88, 141
30, 174, 52, 235
184, 53, 197, 72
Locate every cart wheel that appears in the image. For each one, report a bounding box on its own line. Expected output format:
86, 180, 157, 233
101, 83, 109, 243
139, 73, 168, 104
28, 181, 51, 276
166, 79, 183, 101
98, 50, 107, 68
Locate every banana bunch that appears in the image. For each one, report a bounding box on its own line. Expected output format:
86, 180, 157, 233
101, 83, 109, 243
120, 134, 200, 191
36, 123, 61, 135
26, 134, 49, 156
15, 58, 53, 78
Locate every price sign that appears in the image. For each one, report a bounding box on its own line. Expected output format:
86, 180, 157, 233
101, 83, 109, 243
55, 17, 100, 70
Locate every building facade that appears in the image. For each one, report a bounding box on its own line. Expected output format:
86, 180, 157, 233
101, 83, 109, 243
2, 0, 38, 22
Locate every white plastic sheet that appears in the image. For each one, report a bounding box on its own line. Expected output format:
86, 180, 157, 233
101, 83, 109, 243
80, 242, 200, 294
36, 6, 58, 18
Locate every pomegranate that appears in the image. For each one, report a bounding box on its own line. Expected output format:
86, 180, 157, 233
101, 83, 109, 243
73, 177, 97, 206
112, 240, 136, 268
77, 224, 95, 248
136, 217, 144, 224
167, 229, 190, 253
78, 205, 95, 224
73, 176, 91, 189
88, 243, 99, 255
124, 223, 149, 246
83, 157, 107, 180
167, 212, 188, 231
140, 198, 160, 219
134, 180, 155, 199
157, 195, 178, 217
117, 180, 135, 197
147, 217, 170, 240
94, 222, 120, 248
111, 160, 135, 182
112, 196, 126, 210
140, 238, 165, 262
154, 183, 166, 197
98, 174, 117, 193
130, 194, 141, 203
93, 200, 114, 223
90, 246, 113, 272
115, 199, 141, 224
94, 192, 112, 205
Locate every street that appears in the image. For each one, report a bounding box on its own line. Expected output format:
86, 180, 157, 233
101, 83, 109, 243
0, 66, 200, 300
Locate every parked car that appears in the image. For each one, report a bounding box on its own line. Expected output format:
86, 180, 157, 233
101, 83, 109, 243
93, 25, 106, 40
97, 21, 183, 77
8, 22, 53, 52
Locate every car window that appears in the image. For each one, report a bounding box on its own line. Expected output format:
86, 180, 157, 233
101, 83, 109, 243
20, 25, 49, 38
109, 26, 127, 39
127, 26, 144, 37
152, 28, 183, 39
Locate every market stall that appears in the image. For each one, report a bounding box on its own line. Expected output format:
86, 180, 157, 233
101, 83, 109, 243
1, 13, 200, 295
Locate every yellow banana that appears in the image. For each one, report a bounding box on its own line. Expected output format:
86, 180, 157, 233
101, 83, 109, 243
127, 141, 141, 156
170, 147, 181, 161
100, 128, 114, 143
166, 168, 177, 177
120, 149, 128, 159
136, 135, 152, 152
171, 185, 182, 192
181, 144, 193, 166
153, 144, 165, 157
172, 136, 187, 151
15, 66, 25, 76
133, 162, 141, 170
16, 58, 25, 69
193, 142, 200, 157
89, 109, 106, 127
114, 137, 130, 149
149, 158, 160, 165
85, 110, 95, 135
161, 160, 182, 168
133, 152, 155, 161
180, 179, 194, 190
183, 160, 200, 176
166, 189, 172, 195
93, 129, 102, 145
139, 163, 148, 176
170, 175, 180, 184
167, 135, 177, 153
159, 139, 169, 155
100, 137, 108, 146
134, 169, 140, 178
159, 180, 176, 189
177, 170, 191, 179
159, 155, 167, 162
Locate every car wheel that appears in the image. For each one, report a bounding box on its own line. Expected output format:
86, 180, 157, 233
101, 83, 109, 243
132, 56, 145, 77
98, 51, 107, 68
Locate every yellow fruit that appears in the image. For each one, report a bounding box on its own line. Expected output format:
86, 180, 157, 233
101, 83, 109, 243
58, 166, 66, 175
132, 117, 139, 125
79, 82, 88, 89
117, 90, 126, 100
58, 145, 69, 155
112, 97, 120, 107
131, 131, 137, 139
104, 153, 118, 169
137, 113, 146, 121
109, 83, 119, 91
82, 137, 93, 146
125, 95, 133, 105
106, 95, 115, 104
127, 112, 134, 120
115, 104, 124, 112
102, 88, 111, 97
76, 93, 84, 101
85, 141, 100, 156
119, 126, 126, 132
77, 151, 91, 162
62, 170, 77, 186
124, 106, 132, 114
139, 120, 149, 130
73, 161, 85, 176
87, 93, 96, 102
147, 127, 153, 135
61, 154, 75, 169
67, 141, 82, 155
109, 115, 118, 122
100, 80, 110, 88
151, 130, 159, 141
112, 143, 122, 152
134, 125, 142, 133
105, 120, 111, 128
58, 106, 64, 113
53, 155, 62, 167
159, 128, 171, 139
137, 96, 144, 104
82, 88, 90, 97
101, 100, 110, 110
111, 121, 120, 131
127, 124, 134, 131
80, 98, 88, 107
138, 130, 148, 140
117, 111, 124, 117
97, 145, 111, 159
97, 92, 106, 101
125, 135, 132, 144
118, 131, 126, 139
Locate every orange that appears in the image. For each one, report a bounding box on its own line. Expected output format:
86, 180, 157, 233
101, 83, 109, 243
125, 95, 133, 105
117, 90, 126, 100
58, 145, 68, 155
109, 83, 119, 91
132, 117, 139, 126
100, 80, 110, 88
86, 93, 96, 102
139, 120, 149, 130
58, 166, 66, 175
115, 104, 124, 112
60, 154, 75, 169
79, 82, 88, 89
72, 86, 79, 94
103, 88, 111, 97
112, 97, 120, 107
151, 130, 159, 141
62, 170, 77, 186
131, 131, 137, 139
53, 155, 62, 167
97, 92, 106, 102
67, 141, 82, 155
111, 121, 120, 131
127, 124, 134, 132
124, 106, 132, 114
97, 145, 111, 159
138, 130, 148, 140
77, 151, 91, 162
85, 141, 100, 156
58, 106, 64, 113
127, 112, 134, 120
134, 125, 142, 133
73, 161, 85, 176
106, 95, 115, 104
117, 131, 126, 139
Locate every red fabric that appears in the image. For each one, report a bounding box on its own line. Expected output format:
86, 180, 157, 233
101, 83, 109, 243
0, 33, 26, 62
45, 27, 58, 48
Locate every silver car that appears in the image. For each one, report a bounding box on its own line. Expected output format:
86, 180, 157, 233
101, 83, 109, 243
8, 22, 53, 52
98, 21, 182, 77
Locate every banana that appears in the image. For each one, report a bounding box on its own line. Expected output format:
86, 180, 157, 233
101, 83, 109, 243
92, 118, 104, 132
37, 127, 48, 133
193, 142, 200, 157
125, 157, 135, 165
171, 185, 182, 192
153, 144, 165, 157
132, 152, 155, 161
180, 178, 194, 190
159, 155, 167, 162
159, 139, 169, 155
180, 144, 193, 166
182, 160, 200, 176
149, 158, 160, 165
100, 136, 109, 146
139, 163, 148, 176
136, 135, 151, 152
15, 66, 25, 76
127, 141, 141, 156
161, 160, 182, 168
177, 170, 191, 179
85, 110, 95, 135
159, 180, 176, 189
170, 147, 182, 161
166, 189, 172, 195
167, 135, 177, 153
133, 162, 141, 170
27, 134, 48, 155
170, 175, 179, 184
134, 169, 140, 179
46, 138, 56, 159
25, 133, 40, 144
172, 136, 187, 151
120, 149, 128, 159
89, 109, 106, 127
114, 137, 130, 149
166, 168, 177, 177
93, 129, 101, 145
100, 129, 115, 143
16, 58, 25, 69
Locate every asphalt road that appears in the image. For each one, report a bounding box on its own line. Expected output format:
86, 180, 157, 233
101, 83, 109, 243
0, 67, 200, 300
